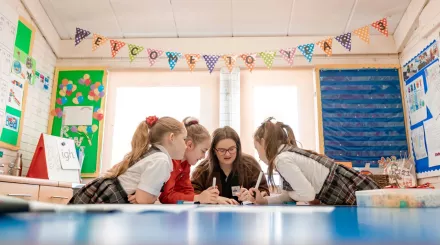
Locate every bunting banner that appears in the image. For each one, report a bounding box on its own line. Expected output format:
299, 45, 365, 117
223, 55, 237, 73
353, 26, 370, 44
75, 27, 91, 46
203, 55, 220, 74
128, 44, 144, 62
259, 51, 277, 69
372, 18, 389, 37
297, 44, 314, 63
74, 17, 388, 71
279, 48, 296, 66
110, 40, 125, 58
147, 49, 164, 66
166, 52, 181, 70
241, 53, 257, 72
185, 54, 201, 72
316, 38, 332, 56
335, 33, 352, 51
92, 34, 107, 51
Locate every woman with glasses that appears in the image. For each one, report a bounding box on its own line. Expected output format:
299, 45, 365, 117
191, 126, 270, 204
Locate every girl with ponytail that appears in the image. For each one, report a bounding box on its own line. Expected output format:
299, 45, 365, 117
69, 116, 187, 204
250, 117, 380, 206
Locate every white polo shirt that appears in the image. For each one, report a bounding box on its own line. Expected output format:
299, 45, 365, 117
118, 145, 173, 196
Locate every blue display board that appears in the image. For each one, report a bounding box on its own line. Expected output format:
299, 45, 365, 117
319, 68, 408, 168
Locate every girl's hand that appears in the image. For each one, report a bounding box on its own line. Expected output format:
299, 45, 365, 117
128, 194, 138, 204
236, 187, 251, 202
195, 186, 219, 204
249, 188, 268, 205
217, 196, 239, 205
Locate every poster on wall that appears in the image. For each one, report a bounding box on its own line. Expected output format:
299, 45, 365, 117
410, 125, 428, 160
405, 75, 427, 126
6, 76, 24, 111
424, 61, 440, 119
403, 40, 439, 81
423, 118, 440, 167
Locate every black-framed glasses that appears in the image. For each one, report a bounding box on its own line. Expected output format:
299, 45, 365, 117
215, 146, 237, 155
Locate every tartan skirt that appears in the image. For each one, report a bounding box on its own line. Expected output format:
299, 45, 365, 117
316, 164, 380, 205
68, 177, 129, 204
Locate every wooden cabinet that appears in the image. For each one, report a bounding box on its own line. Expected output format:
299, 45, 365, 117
0, 175, 79, 204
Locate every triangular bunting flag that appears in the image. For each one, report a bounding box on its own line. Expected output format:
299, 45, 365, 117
335, 33, 352, 51
203, 55, 220, 74
259, 51, 277, 69
240, 53, 257, 72
166, 52, 181, 70
372, 18, 388, 37
223, 55, 237, 73
92, 34, 107, 51
147, 49, 164, 66
185, 54, 201, 72
128, 44, 144, 62
109, 40, 125, 58
316, 38, 333, 56
75, 27, 91, 46
353, 26, 370, 44
279, 48, 296, 66
297, 44, 315, 63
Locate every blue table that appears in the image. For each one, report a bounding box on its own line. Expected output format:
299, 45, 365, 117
0, 206, 439, 245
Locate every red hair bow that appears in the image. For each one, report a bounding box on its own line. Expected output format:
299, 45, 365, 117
146, 116, 159, 127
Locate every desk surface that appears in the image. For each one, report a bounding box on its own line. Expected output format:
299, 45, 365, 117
0, 206, 439, 245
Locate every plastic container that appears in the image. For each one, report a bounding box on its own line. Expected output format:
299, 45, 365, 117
356, 189, 440, 208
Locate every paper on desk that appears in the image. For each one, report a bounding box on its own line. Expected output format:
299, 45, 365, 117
423, 118, 440, 167
410, 125, 428, 160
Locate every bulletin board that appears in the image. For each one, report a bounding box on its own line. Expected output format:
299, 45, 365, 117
0, 16, 35, 150
316, 65, 409, 168
402, 39, 440, 178
48, 67, 107, 177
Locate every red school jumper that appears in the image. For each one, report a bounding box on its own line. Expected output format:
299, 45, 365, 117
159, 160, 195, 204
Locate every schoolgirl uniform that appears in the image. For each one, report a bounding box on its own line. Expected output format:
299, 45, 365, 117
266, 145, 380, 205
159, 159, 195, 204
69, 145, 172, 204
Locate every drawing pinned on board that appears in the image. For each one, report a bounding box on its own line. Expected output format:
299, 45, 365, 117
424, 61, 440, 119
5, 113, 19, 132
423, 118, 440, 167
43, 76, 49, 91
63, 106, 93, 126
410, 125, 428, 160
88, 82, 105, 101
72, 92, 84, 104
59, 79, 77, 97
79, 74, 91, 86
406, 76, 427, 126
93, 107, 104, 121
50, 108, 63, 118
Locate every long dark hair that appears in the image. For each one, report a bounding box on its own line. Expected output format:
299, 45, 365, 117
192, 126, 259, 187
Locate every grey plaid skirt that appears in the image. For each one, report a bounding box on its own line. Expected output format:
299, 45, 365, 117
68, 177, 129, 204
316, 164, 380, 205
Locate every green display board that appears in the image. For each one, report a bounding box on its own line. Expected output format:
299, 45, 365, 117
0, 17, 34, 150
48, 68, 107, 177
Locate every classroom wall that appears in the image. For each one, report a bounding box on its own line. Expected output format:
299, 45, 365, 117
399, 0, 440, 187
0, 0, 56, 176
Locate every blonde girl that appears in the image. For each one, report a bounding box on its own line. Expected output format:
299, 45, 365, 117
69, 116, 187, 204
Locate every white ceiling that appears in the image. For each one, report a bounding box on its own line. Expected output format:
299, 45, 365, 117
39, 0, 412, 40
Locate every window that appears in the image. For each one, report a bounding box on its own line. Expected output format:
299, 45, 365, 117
110, 87, 200, 167
253, 86, 299, 174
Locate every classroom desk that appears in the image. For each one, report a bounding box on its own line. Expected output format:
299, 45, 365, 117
0, 206, 439, 245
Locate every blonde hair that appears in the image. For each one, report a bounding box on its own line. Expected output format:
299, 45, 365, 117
183, 116, 210, 146
106, 116, 184, 178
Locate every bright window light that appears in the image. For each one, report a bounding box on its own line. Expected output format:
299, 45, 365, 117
253, 86, 299, 175
110, 87, 200, 166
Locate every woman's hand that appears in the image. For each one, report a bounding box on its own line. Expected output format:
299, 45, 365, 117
249, 188, 268, 205
217, 196, 239, 205
194, 186, 219, 204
